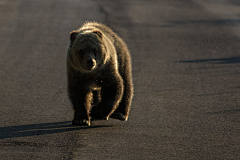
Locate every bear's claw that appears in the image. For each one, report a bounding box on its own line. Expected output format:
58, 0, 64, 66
72, 119, 90, 126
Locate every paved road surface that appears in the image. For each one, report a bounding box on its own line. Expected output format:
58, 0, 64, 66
1, 0, 240, 159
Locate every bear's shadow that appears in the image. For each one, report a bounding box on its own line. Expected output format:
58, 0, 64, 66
0, 121, 112, 139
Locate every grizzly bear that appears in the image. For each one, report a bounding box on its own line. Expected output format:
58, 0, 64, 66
67, 21, 133, 126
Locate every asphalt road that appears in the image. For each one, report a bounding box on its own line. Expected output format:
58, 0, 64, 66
1, 0, 240, 159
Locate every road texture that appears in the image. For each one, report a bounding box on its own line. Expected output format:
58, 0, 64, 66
1, 0, 240, 159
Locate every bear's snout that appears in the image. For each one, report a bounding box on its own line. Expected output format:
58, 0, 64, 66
86, 58, 96, 70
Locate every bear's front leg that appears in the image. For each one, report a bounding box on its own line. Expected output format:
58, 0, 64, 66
68, 87, 91, 126
90, 76, 124, 120
111, 67, 133, 121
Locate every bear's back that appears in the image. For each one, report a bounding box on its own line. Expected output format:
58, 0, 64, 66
81, 22, 117, 41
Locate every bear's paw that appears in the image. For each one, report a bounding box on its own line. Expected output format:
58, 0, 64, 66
110, 113, 127, 121
72, 119, 90, 126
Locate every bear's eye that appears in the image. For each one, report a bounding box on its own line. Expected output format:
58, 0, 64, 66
77, 49, 84, 58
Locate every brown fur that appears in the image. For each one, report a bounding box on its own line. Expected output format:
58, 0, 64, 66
67, 21, 133, 126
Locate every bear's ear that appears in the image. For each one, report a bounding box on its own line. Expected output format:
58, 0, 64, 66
70, 30, 79, 43
92, 29, 102, 39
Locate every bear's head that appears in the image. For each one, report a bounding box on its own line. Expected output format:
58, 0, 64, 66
68, 29, 109, 73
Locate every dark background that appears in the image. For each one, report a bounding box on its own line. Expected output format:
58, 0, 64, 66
1, 0, 240, 159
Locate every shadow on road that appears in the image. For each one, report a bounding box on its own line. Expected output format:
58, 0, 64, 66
0, 121, 112, 139
206, 108, 240, 115
178, 56, 240, 64
168, 19, 240, 27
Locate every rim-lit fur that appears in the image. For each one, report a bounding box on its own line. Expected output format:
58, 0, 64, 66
67, 21, 133, 126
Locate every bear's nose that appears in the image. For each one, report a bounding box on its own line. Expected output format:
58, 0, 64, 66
87, 59, 96, 68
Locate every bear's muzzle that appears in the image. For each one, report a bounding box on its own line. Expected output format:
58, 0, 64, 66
85, 58, 96, 70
